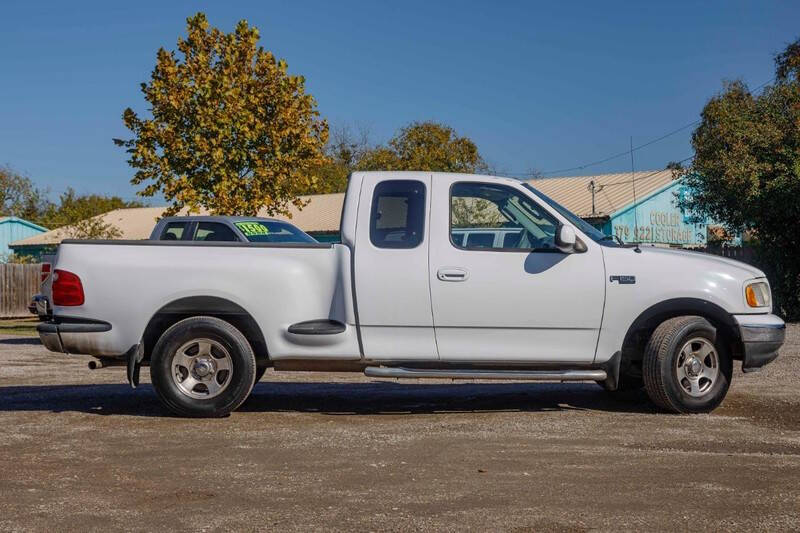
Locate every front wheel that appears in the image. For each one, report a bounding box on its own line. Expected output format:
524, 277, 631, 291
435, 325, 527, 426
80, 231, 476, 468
643, 316, 732, 413
150, 316, 256, 417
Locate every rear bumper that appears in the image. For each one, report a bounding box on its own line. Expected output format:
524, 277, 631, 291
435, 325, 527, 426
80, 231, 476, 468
37, 318, 112, 354
733, 314, 786, 372
38, 327, 63, 353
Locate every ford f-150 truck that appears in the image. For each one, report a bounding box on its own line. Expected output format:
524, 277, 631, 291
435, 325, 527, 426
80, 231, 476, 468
38, 172, 786, 417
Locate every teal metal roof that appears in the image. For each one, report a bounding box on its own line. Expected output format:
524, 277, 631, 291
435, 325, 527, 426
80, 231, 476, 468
0, 217, 48, 258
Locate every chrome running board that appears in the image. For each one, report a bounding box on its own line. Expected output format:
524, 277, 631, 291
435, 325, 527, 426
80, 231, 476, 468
364, 366, 607, 381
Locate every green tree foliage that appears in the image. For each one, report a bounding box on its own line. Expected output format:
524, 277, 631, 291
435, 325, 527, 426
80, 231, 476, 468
311, 125, 373, 194
114, 13, 329, 216
451, 198, 503, 228
1, 252, 38, 264
308, 121, 488, 194
67, 217, 122, 239
677, 38, 800, 319
37, 188, 143, 239
0, 166, 48, 221
2, 165, 143, 239
357, 121, 488, 173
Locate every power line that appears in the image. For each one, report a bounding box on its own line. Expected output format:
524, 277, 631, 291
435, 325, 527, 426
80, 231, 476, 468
495, 122, 695, 178
600, 155, 695, 187
537, 121, 699, 176
600, 186, 617, 213
498, 76, 775, 179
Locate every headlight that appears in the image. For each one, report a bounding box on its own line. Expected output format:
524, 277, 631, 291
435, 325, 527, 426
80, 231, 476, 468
745, 281, 771, 308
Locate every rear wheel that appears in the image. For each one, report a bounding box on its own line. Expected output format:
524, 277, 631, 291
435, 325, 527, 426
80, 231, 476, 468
643, 316, 732, 413
150, 316, 256, 417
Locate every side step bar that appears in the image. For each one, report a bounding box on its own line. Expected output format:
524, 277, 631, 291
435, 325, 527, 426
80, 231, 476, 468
364, 366, 607, 381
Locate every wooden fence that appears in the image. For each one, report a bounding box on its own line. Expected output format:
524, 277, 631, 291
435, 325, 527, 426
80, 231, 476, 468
0, 264, 41, 318
697, 245, 758, 266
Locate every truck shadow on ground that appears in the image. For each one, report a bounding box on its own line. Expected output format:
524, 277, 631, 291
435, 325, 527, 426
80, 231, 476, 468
0, 381, 657, 417
0, 337, 42, 345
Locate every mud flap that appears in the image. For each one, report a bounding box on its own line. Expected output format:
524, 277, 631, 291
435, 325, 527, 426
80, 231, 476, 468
599, 351, 622, 391
126, 343, 145, 388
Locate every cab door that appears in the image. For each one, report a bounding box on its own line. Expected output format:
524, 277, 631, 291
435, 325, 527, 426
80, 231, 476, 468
428, 176, 605, 362
354, 173, 438, 360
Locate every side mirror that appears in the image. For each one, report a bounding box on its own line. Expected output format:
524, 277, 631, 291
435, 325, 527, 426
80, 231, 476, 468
555, 224, 583, 253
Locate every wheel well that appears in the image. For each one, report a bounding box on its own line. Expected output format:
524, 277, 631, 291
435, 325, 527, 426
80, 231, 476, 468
141, 296, 269, 366
620, 298, 744, 375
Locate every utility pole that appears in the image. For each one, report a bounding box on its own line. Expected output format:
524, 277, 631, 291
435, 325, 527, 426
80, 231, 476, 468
630, 136, 641, 252
587, 179, 604, 216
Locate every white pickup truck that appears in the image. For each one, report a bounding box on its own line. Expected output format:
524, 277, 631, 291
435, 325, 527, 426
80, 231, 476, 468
38, 172, 785, 417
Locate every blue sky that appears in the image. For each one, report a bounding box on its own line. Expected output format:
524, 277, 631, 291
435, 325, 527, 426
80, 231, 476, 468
1, 0, 798, 202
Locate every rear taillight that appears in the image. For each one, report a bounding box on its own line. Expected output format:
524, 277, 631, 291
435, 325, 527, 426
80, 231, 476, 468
41, 263, 51, 283
52, 269, 84, 306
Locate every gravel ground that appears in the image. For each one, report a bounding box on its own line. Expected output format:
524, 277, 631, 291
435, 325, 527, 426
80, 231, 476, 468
0, 325, 798, 532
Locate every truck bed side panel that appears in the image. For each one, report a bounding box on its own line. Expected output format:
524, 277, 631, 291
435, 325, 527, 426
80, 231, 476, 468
52, 242, 360, 360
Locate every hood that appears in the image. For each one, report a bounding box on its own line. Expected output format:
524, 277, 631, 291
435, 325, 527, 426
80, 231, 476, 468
635, 246, 764, 280
600, 244, 769, 315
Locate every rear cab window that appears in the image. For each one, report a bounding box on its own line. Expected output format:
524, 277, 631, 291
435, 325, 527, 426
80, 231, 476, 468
369, 180, 426, 249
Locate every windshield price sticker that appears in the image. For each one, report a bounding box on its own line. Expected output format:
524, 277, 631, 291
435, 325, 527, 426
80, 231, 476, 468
235, 222, 269, 237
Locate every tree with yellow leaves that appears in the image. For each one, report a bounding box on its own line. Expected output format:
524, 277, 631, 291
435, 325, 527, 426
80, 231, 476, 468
358, 121, 487, 174
114, 13, 329, 216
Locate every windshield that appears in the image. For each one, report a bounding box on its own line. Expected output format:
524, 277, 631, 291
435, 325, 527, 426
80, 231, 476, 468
233, 221, 317, 243
521, 183, 615, 245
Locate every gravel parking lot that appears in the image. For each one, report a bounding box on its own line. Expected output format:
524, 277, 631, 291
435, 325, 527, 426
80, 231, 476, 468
1, 325, 799, 532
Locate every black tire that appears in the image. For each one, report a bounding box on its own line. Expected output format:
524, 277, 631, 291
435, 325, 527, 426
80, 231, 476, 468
254, 365, 267, 384
643, 316, 732, 414
150, 316, 256, 417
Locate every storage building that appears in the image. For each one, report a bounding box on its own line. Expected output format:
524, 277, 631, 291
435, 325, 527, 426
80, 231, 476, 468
0, 217, 48, 260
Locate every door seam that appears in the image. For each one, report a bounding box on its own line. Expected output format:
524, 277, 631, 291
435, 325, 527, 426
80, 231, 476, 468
426, 173, 441, 360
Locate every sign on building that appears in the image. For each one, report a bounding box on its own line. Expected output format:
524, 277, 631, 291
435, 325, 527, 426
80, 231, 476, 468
606, 182, 708, 246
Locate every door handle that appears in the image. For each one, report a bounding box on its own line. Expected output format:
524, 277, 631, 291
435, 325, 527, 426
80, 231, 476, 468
437, 267, 469, 282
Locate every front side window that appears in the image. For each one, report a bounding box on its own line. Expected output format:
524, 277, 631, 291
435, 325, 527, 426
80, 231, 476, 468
450, 182, 558, 251
370, 180, 426, 249
194, 222, 239, 242
522, 183, 612, 245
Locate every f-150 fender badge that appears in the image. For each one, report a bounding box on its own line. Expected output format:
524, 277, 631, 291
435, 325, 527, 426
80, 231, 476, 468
610, 275, 636, 284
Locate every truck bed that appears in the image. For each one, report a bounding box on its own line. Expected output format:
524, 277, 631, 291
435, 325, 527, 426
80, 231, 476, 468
48, 240, 360, 359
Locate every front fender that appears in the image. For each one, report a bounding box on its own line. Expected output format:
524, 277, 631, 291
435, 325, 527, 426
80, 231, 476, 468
593, 246, 759, 364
